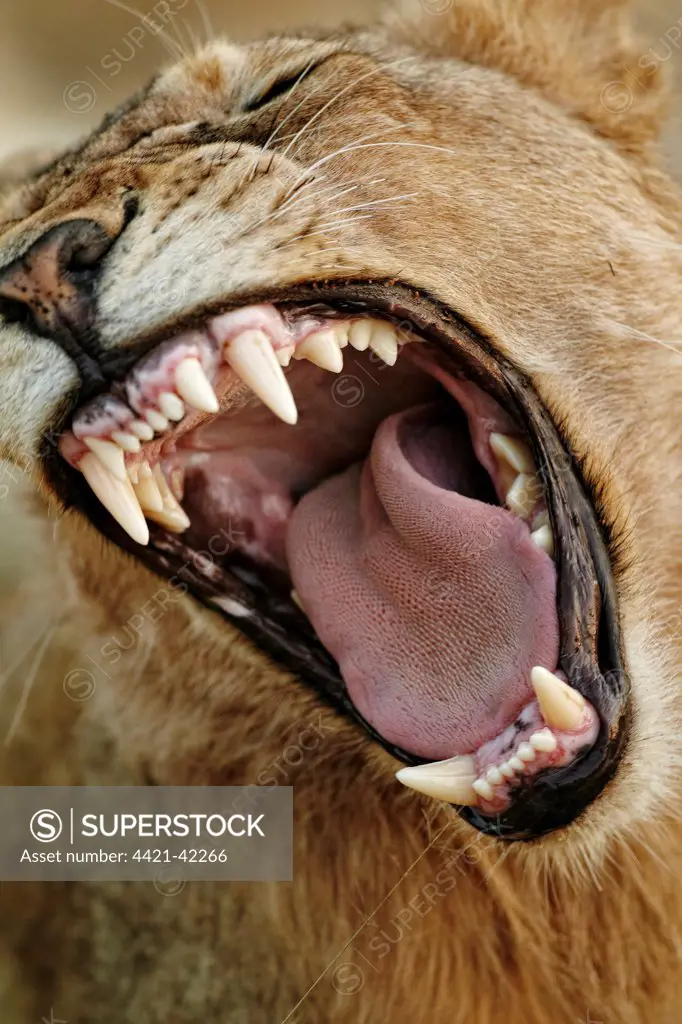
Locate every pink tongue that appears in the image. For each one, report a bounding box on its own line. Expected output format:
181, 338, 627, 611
286, 406, 559, 760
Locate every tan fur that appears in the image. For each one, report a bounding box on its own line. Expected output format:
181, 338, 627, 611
1, 1, 682, 1020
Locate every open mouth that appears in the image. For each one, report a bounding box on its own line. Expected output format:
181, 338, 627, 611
51, 282, 630, 840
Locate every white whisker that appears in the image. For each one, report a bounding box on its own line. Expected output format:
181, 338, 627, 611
279, 56, 419, 164
103, 0, 184, 61
4, 624, 57, 748
289, 140, 463, 195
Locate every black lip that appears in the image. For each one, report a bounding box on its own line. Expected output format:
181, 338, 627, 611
43, 279, 631, 842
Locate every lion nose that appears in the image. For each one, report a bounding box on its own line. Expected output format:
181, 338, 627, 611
0, 218, 115, 340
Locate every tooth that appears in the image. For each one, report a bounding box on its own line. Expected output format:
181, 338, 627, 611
531, 667, 585, 731
146, 409, 169, 433
146, 499, 191, 534
348, 320, 372, 351
395, 755, 478, 805
80, 453, 149, 545
276, 345, 295, 367
472, 779, 494, 801
159, 392, 185, 421
127, 463, 140, 485
490, 433, 535, 474
83, 437, 127, 482
152, 464, 173, 501
130, 419, 155, 442
291, 589, 305, 612
531, 524, 555, 557
145, 464, 190, 532
530, 729, 558, 753
509, 756, 525, 772
133, 461, 164, 513
175, 357, 219, 414
334, 324, 350, 348
498, 762, 515, 779
532, 510, 550, 530
485, 766, 503, 786
111, 431, 142, 454
506, 473, 541, 518
226, 330, 298, 425
294, 330, 344, 373
369, 322, 398, 366
517, 743, 536, 763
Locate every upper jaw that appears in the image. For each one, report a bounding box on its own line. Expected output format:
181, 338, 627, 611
44, 279, 631, 841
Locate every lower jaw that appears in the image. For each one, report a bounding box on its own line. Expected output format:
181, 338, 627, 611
48, 280, 631, 841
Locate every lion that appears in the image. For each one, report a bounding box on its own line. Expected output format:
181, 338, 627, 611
0, 0, 681, 1020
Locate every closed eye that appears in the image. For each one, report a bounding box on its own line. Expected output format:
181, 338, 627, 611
242, 61, 321, 114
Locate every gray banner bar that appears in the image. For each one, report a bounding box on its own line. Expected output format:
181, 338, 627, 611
0, 787, 292, 881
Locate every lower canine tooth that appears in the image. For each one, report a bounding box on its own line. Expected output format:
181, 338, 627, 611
276, 345, 295, 367
226, 330, 298, 425
83, 437, 127, 483
490, 434, 535, 475
369, 322, 398, 366
506, 473, 541, 518
531, 524, 555, 557
531, 666, 585, 731
159, 392, 185, 421
395, 755, 478, 806
134, 461, 164, 513
175, 357, 219, 414
80, 453, 149, 545
348, 321, 372, 351
294, 330, 344, 373
111, 431, 142, 454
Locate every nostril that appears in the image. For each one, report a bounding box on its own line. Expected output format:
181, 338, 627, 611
0, 295, 37, 331
59, 221, 116, 276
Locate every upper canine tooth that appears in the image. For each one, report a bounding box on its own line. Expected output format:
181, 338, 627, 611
130, 420, 155, 442
369, 322, 398, 366
490, 434, 535, 475
111, 431, 142, 454
134, 461, 164, 513
83, 437, 127, 482
225, 330, 298, 425
159, 392, 185, 421
276, 345, 295, 367
506, 473, 541, 519
175, 357, 219, 414
348, 320, 372, 351
146, 409, 170, 433
395, 755, 478, 806
531, 524, 555, 557
294, 330, 344, 373
80, 453, 149, 546
531, 666, 585, 731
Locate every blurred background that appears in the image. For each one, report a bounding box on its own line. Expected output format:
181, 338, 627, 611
1, 0, 682, 162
